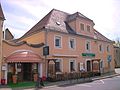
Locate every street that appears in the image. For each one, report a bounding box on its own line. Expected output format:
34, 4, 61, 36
5, 75, 118, 90
39, 75, 120, 90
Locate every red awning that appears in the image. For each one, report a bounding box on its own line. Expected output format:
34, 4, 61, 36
6, 50, 43, 63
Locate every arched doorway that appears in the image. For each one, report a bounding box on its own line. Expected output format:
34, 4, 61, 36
87, 61, 91, 72
6, 50, 43, 83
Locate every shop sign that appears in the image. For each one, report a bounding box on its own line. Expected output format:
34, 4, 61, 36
43, 46, 49, 56
82, 53, 95, 57
2, 65, 7, 70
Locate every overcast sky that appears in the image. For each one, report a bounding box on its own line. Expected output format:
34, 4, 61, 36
1, 0, 120, 40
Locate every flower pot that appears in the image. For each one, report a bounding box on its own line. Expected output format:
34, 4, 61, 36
12, 75, 17, 84
33, 74, 38, 82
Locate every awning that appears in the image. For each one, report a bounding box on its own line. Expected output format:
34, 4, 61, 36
92, 59, 101, 62
6, 50, 43, 63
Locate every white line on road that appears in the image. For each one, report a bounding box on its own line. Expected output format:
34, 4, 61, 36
78, 84, 92, 87
100, 80, 104, 84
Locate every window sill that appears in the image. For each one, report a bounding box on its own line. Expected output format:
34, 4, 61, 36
56, 71, 62, 74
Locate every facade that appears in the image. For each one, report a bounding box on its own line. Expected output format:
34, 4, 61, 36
0, 3, 5, 84
114, 46, 120, 68
0, 6, 115, 84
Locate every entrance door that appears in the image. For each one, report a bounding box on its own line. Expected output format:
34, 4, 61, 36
23, 63, 32, 81
87, 61, 91, 72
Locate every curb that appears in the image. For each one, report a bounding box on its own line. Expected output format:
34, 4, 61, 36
1, 74, 120, 89
92, 73, 120, 81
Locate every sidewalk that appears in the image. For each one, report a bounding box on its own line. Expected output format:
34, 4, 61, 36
0, 70, 120, 90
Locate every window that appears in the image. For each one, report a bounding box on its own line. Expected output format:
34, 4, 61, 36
80, 23, 84, 30
87, 25, 90, 32
99, 44, 102, 52
69, 60, 76, 72
99, 44, 103, 52
69, 38, 75, 49
55, 59, 62, 72
55, 36, 61, 48
86, 41, 90, 51
55, 62, 60, 72
107, 45, 110, 52
100, 60, 104, 68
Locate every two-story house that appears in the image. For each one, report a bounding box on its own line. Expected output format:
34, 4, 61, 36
1, 9, 115, 84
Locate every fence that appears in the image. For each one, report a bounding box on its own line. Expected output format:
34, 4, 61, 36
47, 71, 100, 82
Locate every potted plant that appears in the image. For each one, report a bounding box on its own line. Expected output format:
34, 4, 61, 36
33, 69, 38, 82
12, 74, 17, 84
7, 72, 12, 83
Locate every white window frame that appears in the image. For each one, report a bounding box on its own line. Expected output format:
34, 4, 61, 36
85, 40, 91, 52
86, 25, 91, 32
69, 59, 76, 72
80, 23, 84, 31
85, 59, 92, 72
54, 35, 62, 48
107, 45, 110, 53
69, 38, 76, 49
99, 44, 104, 53
55, 59, 63, 72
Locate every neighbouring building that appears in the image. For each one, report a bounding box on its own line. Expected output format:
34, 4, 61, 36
3, 28, 14, 40
0, 3, 5, 84
114, 46, 120, 68
0, 4, 115, 84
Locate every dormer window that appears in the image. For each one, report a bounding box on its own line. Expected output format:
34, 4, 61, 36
87, 25, 90, 32
56, 22, 60, 26
80, 23, 84, 31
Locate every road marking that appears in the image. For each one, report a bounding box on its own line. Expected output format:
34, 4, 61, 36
100, 80, 104, 84
77, 84, 92, 87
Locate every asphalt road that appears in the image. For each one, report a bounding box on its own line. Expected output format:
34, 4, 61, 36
37, 75, 120, 90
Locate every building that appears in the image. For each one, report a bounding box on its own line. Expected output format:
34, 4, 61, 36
3, 28, 14, 40
0, 3, 5, 84
114, 46, 120, 68
0, 6, 115, 84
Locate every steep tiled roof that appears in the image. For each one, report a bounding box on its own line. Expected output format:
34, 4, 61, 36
19, 9, 112, 43
93, 29, 112, 42
0, 3, 5, 20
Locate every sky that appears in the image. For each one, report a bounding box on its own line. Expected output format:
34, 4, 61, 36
1, 0, 120, 41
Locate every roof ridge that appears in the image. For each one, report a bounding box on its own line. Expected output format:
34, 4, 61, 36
94, 29, 112, 42
19, 9, 54, 40
52, 8, 70, 15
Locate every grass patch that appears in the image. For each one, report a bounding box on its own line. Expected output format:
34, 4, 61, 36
8, 82, 36, 88
8, 81, 50, 88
